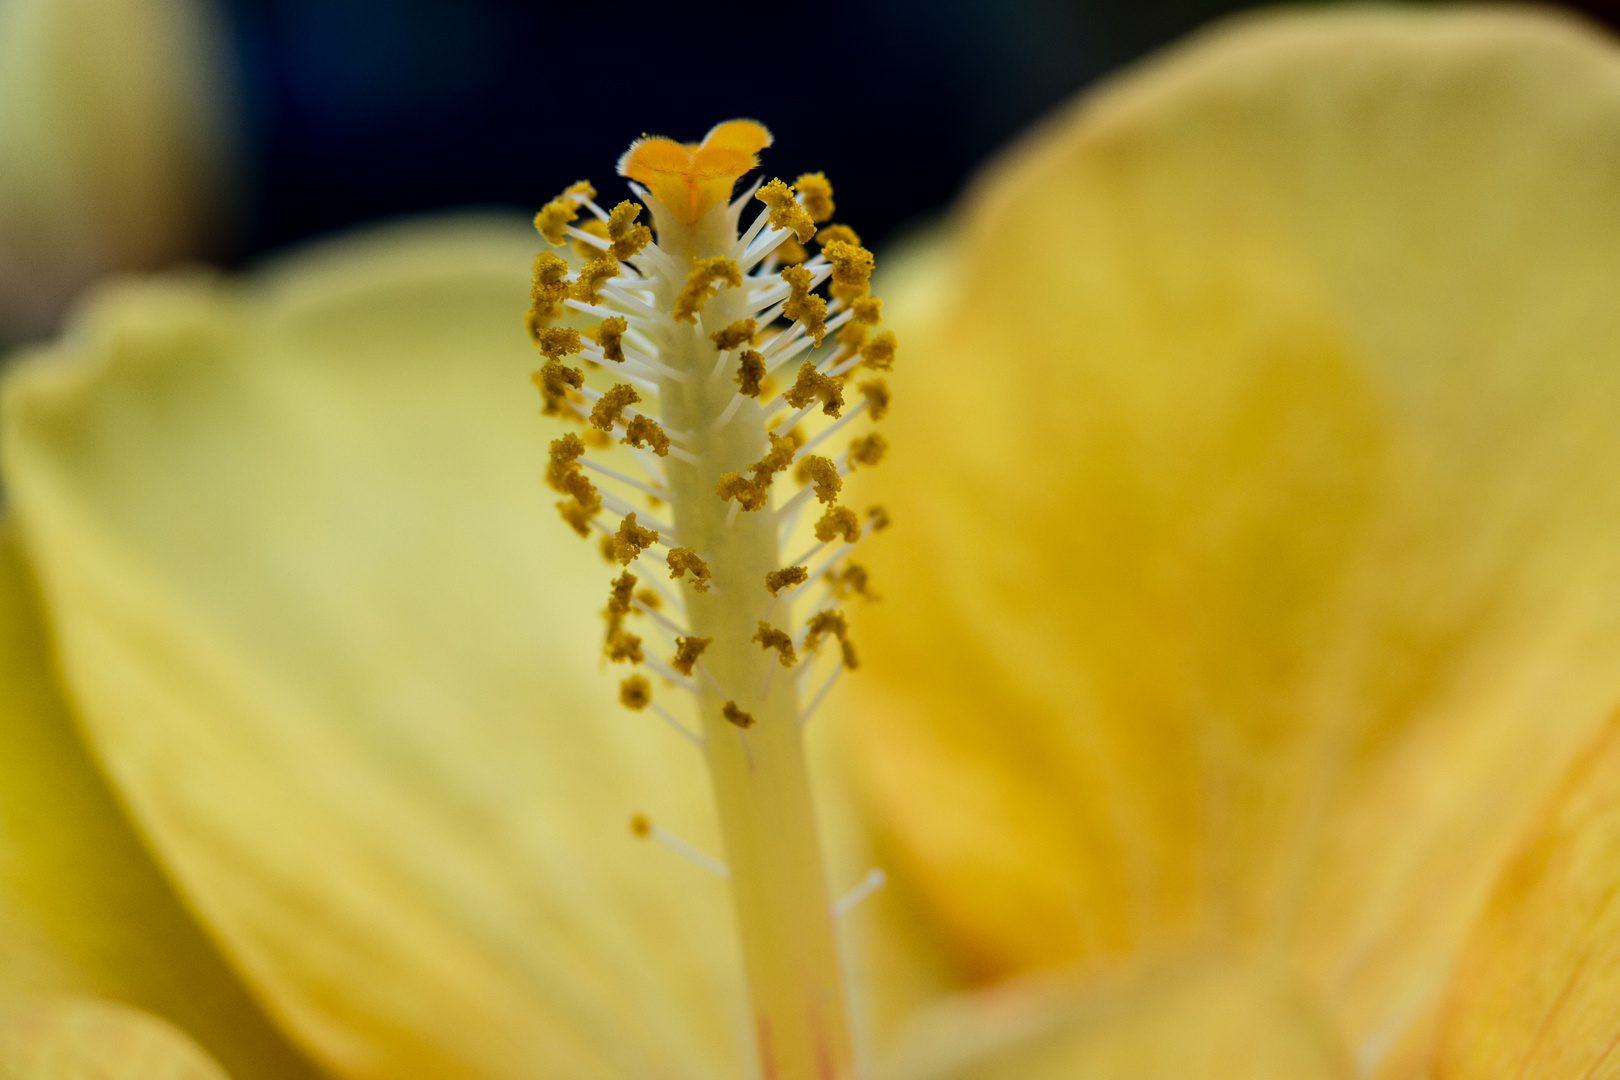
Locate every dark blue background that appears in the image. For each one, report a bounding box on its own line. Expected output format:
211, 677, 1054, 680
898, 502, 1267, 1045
218, 0, 1620, 261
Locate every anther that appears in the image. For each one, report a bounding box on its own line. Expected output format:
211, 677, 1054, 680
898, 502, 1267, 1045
528, 251, 571, 332
867, 505, 892, 532
711, 318, 757, 351
590, 384, 641, 431
671, 635, 712, 676
608, 571, 638, 616
794, 172, 834, 223
722, 701, 756, 729
622, 414, 672, 456
613, 512, 659, 565
756, 178, 817, 242
815, 506, 862, 544
780, 265, 828, 344
851, 296, 882, 325
619, 675, 651, 709
859, 330, 897, 371
847, 433, 888, 470
782, 361, 844, 417
673, 257, 743, 323
666, 547, 712, 592
858, 378, 891, 420
796, 455, 842, 503
572, 257, 621, 305
735, 349, 766, 397
821, 239, 874, 301
607, 199, 652, 259
765, 566, 809, 596
753, 621, 798, 667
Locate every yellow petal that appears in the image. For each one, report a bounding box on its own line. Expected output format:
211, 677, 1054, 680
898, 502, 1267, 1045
2, 217, 746, 1079
0, 0, 233, 339
1429, 712, 1620, 1078
881, 954, 1346, 1080
848, 4, 1620, 1065
0, 996, 229, 1079
0, 520, 325, 1080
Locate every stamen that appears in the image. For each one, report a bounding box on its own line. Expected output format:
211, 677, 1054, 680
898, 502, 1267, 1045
831, 868, 887, 918
630, 814, 730, 878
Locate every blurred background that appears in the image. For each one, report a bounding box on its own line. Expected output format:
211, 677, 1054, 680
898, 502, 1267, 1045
3, 0, 1619, 346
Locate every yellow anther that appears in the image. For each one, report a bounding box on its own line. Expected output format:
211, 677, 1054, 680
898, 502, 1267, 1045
636, 588, 661, 609
803, 609, 847, 651
815, 223, 860, 247
860, 330, 897, 370
780, 265, 828, 344
722, 701, 756, 730
753, 621, 798, 667
535, 197, 580, 246
563, 180, 597, 202
606, 200, 653, 259
605, 629, 644, 664
620, 675, 651, 710
715, 472, 767, 512
613, 512, 659, 565
558, 500, 595, 537
573, 217, 611, 259
815, 505, 861, 543
827, 562, 878, 602
794, 172, 834, 223
757, 178, 818, 243
527, 251, 571, 333
619, 119, 773, 224
711, 318, 757, 351
572, 256, 621, 304
599, 535, 619, 563
765, 566, 809, 596
832, 321, 866, 365
672, 635, 712, 676
821, 239, 874, 300
608, 570, 638, 616
773, 238, 808, 265
594, 316, 628, 363
715, 432, 797, 512
630, 812, 652, 838
797, 455, 842, 503
536, 326, 584, 360
783, 360, 845, 417
851, 296, 882, 325
622, 414, 671, 456
590, 383, 641, 432
735, 349, 766, 397
848, 432, 888, 470
858, 378, 890, 420
673, 257, 742, 322
867, 504, 892, 531
533, 360, 585, 418
667, 547, 712, 592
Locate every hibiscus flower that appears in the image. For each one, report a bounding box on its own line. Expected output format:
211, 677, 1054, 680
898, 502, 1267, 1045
2, 7, 1618, 1080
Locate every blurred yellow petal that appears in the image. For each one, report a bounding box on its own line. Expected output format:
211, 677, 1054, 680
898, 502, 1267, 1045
0, 523, 322, 1080
0, 0, 234, 340
850, 4, 1620, 1069
1429, 713, 1620, 1079
0, 996, 230, 1079
1, 217, 747, 1080
882, 955, 1346, 1080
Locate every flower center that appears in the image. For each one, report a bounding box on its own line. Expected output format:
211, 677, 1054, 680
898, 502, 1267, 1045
527, 119, 895, 1080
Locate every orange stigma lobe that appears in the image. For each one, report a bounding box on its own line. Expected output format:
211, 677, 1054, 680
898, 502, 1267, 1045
618, 119, 774, 224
